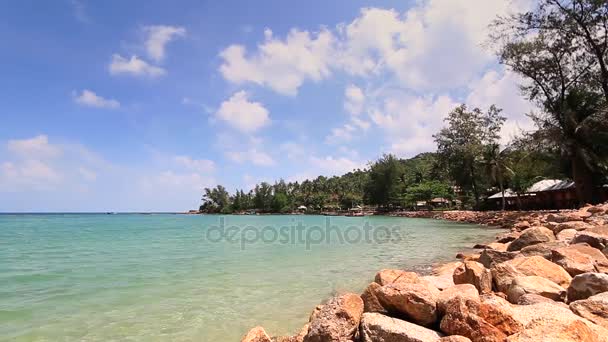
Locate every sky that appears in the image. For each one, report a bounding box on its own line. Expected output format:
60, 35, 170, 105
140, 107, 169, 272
0, 0, 538, 212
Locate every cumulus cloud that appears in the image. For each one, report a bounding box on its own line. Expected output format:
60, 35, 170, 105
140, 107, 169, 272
108, 54, 166, 77
73, 89, 120, 109
215, 91, 270, 132
225, 149, 275, 166
309, 155, 365, 176
344, 84, 365, 115
7, 135, 62, 159
143, 25, 186, 62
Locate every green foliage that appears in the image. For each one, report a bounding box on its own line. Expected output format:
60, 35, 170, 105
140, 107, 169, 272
404, 181, 453, 207
365, 154, 406, 207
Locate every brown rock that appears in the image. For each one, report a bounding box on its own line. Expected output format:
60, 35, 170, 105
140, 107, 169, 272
496, 231, 521, 243
554, 221, 591, 233
309, 305, 323, 322
375, 269, 420, 286
514, 221, 531, 230
376, 282, 440, 326
520, 241, 567, 259
507, 226, 555, 251
551, 243, 608, 276
437, 284, 480, 314
422, 274, 455, 291
241, 326, 272, 342
477, 294, 523, 336
567, 272, 608, 302
439, 296, 507, 342
491, 262, 526, 294
453, 261, 492, 294
506, 276, 566, 303
570, 292, 608, 329
361, 282, 386, 314
432, 261, 463, 277
304, 293, 363, 342
359, 312, 444, 342
517, 293, 568, 307
479, 249, 519, 268
275, 324, 309, 342
440, 336, 472, 342
547, 212, 585, 223
504, 255, 572, 288
572, 230, 608, 251
556, 228, 578, 242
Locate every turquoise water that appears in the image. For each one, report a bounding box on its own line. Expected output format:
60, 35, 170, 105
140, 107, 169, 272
0, 214, 501, 341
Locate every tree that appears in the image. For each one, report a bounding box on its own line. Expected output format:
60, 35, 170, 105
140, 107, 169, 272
365, 154, 405, 208
201, 185, 231, 213
434, 105, 506, 208
492, 0, 608, 204
404, 181, 453, 210
483, 144, 513, 211
253, 182, 273, 212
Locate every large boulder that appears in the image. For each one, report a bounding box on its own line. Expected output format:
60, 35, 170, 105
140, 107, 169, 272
376, 282, 440, 326
570, 292, 608, 329
506, 276, 566, 303
553, 221, 591, 233
439, 296, 507, 342
556, 228, 578, 243
572, 227, 608, 250
304, 293, 363, 342
507, 227, 555, 251
422, 274, 455, 291
361, 282, 387, 314
503, 256, 572, 288
520, 241, 567, 260
359, 312, 444, 342
477, 294, 523, 336
491, 262, 526, 294
516, 293, 568, 307
437, 284, 480, 314
241, 326, 272, 342
479, 249, 519, 269
547, 212, 587, 223
567, 272, 608, 302
453, 261, 492, 294
551, 243, 608, 276
375, 269, 420, 286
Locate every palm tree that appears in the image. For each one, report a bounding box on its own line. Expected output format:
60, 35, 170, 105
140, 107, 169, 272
483, 144, 513, 211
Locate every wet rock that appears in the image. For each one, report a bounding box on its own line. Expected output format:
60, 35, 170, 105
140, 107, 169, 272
241, 326, 272, 342
437, 284, 480, 314
376, 282, 440, 326
551, 243, 608, 276
567, 272, 608, 302
506, 276, 566, 303
507, 227, 555, 251
359, 312, 444, 342
304, 293, 363, 342
479, 249, 519, 269
361, 282, 386, 314
375, 269, 420, 286
569, 292, 608, 329
453, 261, 492, 294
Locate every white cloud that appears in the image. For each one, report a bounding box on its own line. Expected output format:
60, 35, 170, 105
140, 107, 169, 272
279, 142, 305, 160
73, 89, 120, 109
310, 155, 365, 176
7, 135, 62, 159
174, 155, 216, 173
225, 149, 275, 166
109, 54, 166, 77
344, 84, 365, 115
215, 91, 270, 132
143, 25, 186, 62
219, 28, 334, 95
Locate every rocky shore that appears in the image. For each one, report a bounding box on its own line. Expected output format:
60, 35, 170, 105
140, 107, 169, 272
241, 203, 608, 342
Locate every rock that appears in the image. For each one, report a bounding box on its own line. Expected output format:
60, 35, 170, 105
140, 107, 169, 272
496, 231, 521, 243
375, 269, 420, 286
376, 282, 440, 326
361, 282, 387, 314
506, 276, 566, 303
570, 292, 608, 329
587, 206, 607, 215
554, 221, 591, 233
422, 274, 455, 291
439, 296, 507, 342
479, 249, 519, 268
567, 272, 608, 302
520, 241, 567, 259
241, 326, 272, 342
517, 293, 567, 306
437, 284, 480, 314
485, 242, 509, 252
551, 243, 608, 276
547, 212, 585, 223
304, 293, 363, 342
491, 262, 526, 293
440, 336, 472, 342
514, 221, 531, 230
453, 261, 492, 294
309, 305, 323, 322
477, 294, 523, 336
504, 256, 572, 288
275, 324, 309, 342
359, 312, 444, 342
505, 302, 608, 341
556, 228, 578, 242
572, 230, 608, 250
507, 227, 555, 251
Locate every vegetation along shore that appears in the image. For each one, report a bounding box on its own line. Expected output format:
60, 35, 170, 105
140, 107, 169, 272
242, 202, 608, 341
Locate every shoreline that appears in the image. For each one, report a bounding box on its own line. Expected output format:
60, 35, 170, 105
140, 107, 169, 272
242, 203, 608, 342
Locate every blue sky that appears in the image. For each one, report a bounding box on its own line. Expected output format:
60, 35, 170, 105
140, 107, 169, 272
0, 0, 537, 212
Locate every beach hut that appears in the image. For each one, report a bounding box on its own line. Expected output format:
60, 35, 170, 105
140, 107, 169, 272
297, 205, 307, 212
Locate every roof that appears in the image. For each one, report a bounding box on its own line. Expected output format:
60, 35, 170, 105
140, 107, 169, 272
297, 205, 307, 209
488, 189, 518, 199
488, 179, 576, 199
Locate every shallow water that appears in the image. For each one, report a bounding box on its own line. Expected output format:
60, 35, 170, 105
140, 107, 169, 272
0, 214, 501, 341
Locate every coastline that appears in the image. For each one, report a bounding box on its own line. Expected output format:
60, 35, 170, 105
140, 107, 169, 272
242, 203, 608, 342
